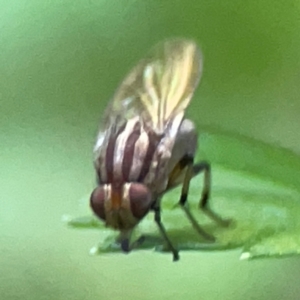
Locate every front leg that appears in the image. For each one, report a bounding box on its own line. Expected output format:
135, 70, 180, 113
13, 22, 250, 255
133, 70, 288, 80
153, 204, 180, 261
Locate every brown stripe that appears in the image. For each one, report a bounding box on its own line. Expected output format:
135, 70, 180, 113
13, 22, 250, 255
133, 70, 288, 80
122, 122, 141, 181
137, 130, 162, 182
105, 123, 126, 182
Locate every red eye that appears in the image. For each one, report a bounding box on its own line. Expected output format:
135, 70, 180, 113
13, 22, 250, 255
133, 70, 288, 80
90, 186, 106, 221
128, 183, 152, 219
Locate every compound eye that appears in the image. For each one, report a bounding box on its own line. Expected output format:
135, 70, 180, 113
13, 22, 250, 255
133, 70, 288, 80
128, 183, 152, 219
90, 186, 106, 221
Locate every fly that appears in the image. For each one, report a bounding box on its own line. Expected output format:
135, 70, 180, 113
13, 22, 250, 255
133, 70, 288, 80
90, 38, 230, 261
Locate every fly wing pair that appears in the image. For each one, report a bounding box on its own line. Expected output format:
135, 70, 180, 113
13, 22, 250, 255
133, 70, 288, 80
94, 39, 202, 160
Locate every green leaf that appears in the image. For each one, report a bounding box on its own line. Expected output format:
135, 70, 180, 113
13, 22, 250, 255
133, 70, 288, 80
65, 129, 300, 260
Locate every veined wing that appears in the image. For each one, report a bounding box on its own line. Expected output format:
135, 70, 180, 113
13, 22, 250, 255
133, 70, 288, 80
94, 38, 203, 156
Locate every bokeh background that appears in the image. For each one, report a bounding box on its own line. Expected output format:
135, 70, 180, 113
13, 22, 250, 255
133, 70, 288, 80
1, 0, 300, 299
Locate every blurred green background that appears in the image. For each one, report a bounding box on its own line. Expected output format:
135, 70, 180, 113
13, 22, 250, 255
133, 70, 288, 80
1, 0, 300, 299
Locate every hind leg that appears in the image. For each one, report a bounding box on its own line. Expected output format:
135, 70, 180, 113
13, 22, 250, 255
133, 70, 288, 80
193, 162, 231, 227
177, 154, 215, 241
167, 119, 230, 226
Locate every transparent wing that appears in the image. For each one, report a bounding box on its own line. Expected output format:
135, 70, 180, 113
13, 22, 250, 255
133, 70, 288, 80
94, 38, 203, 154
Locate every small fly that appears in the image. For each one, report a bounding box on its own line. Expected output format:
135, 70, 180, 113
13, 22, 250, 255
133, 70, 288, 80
90, 38, 229, 261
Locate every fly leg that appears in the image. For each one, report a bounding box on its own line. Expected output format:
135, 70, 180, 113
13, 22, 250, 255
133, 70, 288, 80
120, 235, 146, 253
179, 155, 215, 241
193, 161, 231, 227
153, 204, 179, 261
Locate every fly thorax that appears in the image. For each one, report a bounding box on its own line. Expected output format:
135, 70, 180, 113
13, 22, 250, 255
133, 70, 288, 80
90, 183, 152, 230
